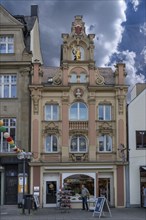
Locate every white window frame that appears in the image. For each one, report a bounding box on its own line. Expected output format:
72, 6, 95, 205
0, 75, 17, 98
0, 35, 14, 54
70, 102, 88, 121
45, 104, 59, 121
0, 118, 16, 152
45, 135, 58, 153
70, 135, 87, 153
98, 135, 112, 152
98, 104, 111, 121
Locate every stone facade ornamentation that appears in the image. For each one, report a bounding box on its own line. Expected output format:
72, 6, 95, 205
95, 69, 105, 85
43, 122, 59, 134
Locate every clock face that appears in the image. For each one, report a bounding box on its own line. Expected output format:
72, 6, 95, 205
75, 25, 82, 35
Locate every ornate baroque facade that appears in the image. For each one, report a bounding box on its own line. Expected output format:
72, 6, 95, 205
30, 16, 128, 208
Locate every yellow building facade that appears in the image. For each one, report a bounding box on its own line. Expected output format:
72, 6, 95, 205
29, 16, 128, 208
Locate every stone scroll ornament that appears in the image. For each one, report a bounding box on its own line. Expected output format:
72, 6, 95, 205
0, 119, 23, 153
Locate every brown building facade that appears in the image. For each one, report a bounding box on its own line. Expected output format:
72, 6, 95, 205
29, 16, 128, 208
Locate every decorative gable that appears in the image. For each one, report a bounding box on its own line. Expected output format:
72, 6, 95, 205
0, 5, 23, 27
61, 15, 95, 63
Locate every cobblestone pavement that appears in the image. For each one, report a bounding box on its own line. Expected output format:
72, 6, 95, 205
0, 205, 146, 220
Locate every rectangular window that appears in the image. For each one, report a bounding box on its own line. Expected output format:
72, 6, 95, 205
70, 73, 77, 83
80, 73, 87, 83
0, 75, 17, 98
0, 35, 14, 54
98, 135, 112, 152
0, 118, 16, 152
98, 105, 111, 121
136, 131, 146, 149
45, 104, 59, 121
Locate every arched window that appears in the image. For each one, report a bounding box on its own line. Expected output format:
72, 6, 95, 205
45, 135, 58, 152
70, 135, 87, 152
70, 102, 88, 120
98, 135, 112, 152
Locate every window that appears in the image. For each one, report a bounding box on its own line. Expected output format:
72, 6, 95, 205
70, 72, 87, 83
45, 135, 58, 152
70, 102, 88, 120
0, 75, 17, 98
70, 135, 87, 152
98, 135, 112, 152
80, 73, 87, 83
64, 174, 94, 199
70, 73, 77, 83
136, 131, 146, 149
0, 118, 16, 152
0, 35, 14, 54
45, 104, 59, 121
98, 104, 111, 121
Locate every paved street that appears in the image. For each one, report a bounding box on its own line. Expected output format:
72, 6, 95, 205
0, 205, 146, 220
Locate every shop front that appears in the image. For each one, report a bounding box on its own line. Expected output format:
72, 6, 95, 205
41, 166, 115, 209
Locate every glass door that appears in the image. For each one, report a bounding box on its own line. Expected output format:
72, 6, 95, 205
45, 181, 57, 207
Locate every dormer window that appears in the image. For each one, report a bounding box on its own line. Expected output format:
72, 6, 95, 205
70, 72, 87, 83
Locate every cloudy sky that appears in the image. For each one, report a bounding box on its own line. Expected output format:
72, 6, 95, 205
1, 0, 146, 89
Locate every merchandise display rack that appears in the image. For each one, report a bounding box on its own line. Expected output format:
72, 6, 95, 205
57, 189, 71, 212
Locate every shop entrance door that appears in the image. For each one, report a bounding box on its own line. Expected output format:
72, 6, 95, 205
43, 174, 59, 207
5, 165, 18, 204
98, 176, 114, 207
46, 181, 57, 204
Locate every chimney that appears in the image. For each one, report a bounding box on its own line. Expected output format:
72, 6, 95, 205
31, 5, 38, 17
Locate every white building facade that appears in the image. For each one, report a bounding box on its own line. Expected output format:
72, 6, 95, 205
128, 83, 146, 207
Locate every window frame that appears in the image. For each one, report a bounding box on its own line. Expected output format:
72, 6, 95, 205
45, 104, 59, 121
0, 118, 16, 152
98, 104, 111, 121
70, 135, 88, 153
69, 102, 88, 121
0, 35, 14, 54
98, 134, 112, 152
0, 74, 17, 98
136, 131, 146, 149
45, 135, 58, 153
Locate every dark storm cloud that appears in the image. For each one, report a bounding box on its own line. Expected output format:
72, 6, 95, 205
1, 0, 145, 85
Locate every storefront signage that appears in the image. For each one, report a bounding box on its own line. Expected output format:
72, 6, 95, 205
93, 197, 112, 218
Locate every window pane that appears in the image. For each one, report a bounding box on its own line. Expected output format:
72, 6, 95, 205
99, 136, 104, 151
11, 85, 16, 97
80, 73, 86, 83
4, 85, 9, 97
106, 136, 112, 151
70, 73, 77, 83
0, 44, 6, 53
105, 105, 111, 120
79, 103, 87, 120
70, 103, 78, 120
46, 136, 51, 152
8, 44, 14, 53
136, 131, 146, 149
71, 137, 77, 151
52, 136, 57, 151
79, 136, 86, 151
53, 105, 58, 120
98, 105, 103, 120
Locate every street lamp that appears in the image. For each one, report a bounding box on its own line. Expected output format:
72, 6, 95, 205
17, 151, 32, 214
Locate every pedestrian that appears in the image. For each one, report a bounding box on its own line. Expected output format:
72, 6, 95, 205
81, 184, 90, 210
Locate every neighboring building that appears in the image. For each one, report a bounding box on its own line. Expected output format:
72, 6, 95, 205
0, 5, 42, 205
128, 83, 146, 207
30, 16, 128, 208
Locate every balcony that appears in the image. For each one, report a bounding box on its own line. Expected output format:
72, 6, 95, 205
69, 121, 88, 133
